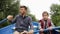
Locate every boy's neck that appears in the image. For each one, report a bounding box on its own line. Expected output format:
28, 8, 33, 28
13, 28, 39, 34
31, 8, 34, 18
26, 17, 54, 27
43, 18, 48, 21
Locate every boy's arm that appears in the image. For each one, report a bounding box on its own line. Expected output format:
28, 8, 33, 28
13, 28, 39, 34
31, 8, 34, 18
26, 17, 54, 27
38, 20, 43, 29
47, 21, 55, 30
39, 22, 44, 31
50, 21, 55, 27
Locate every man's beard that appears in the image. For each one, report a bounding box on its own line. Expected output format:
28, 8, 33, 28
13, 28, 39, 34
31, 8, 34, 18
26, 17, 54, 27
21, 12, 26, 15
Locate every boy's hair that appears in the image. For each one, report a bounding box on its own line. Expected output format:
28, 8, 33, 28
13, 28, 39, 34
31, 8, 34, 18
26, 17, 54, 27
42, 11, 49, 16
20, 6, 27, 10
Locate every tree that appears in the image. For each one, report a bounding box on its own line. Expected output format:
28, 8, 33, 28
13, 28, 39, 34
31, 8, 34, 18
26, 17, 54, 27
0, 0, 20, 28
28, 14, 37, 21
50, 4, 60, 26
27, 8, 37, 21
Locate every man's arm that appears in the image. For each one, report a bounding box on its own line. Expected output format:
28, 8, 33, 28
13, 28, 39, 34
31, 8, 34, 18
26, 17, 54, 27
11, 17, 17, 24
28, 17, 33, 30
28, 17, 34, 34
7, 15, 17, 24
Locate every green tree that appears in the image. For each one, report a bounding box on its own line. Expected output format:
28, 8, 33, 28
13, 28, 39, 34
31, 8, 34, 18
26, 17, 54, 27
0, 0, 20, 28
50, 4, 60, 26
27, 8, 37, 21
28, 14, 37, 21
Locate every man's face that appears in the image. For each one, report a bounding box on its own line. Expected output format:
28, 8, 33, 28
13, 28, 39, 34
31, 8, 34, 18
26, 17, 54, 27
42, 13, 49, 20
19, 8, 26, 14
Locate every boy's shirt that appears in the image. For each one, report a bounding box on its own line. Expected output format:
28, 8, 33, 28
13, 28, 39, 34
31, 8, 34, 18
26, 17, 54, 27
39, 19, 55, 29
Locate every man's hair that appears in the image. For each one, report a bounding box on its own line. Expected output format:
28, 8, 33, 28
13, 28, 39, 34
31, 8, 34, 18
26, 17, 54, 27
42, 11, 49, 16
20, 6, 27, 10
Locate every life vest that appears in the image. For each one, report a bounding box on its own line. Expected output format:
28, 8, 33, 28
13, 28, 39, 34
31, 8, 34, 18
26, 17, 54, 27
39, 19, 52, 34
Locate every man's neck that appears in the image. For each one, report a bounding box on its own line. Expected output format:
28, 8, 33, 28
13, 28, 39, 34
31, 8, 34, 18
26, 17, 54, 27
20, 13, 26, 17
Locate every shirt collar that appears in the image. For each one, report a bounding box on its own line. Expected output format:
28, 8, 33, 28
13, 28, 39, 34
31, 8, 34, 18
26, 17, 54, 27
19, 14, 28, 19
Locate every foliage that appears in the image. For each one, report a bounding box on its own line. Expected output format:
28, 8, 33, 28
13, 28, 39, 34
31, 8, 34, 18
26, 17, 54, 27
50, 4, 60, 26
0, 0, 20, 28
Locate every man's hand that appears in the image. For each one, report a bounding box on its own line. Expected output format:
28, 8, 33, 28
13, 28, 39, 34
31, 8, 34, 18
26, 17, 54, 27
7, 15, 13, 21
28, 30, 34, 34
21, 31, 28, 34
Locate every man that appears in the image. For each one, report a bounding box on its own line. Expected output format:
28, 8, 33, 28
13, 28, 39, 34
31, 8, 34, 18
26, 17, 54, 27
39, 11, 55, 34
7, 6, 33, 34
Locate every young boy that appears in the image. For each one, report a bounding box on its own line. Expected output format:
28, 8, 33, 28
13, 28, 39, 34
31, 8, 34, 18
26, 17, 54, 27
39, 11, 54, 34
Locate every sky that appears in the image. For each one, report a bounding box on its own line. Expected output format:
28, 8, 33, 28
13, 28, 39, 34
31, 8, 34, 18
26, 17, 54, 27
20, 0, 60, 20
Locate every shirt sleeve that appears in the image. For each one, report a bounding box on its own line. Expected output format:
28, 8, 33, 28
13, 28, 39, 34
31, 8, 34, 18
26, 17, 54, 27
11, 15, 17, 24
28, 17, 33, 30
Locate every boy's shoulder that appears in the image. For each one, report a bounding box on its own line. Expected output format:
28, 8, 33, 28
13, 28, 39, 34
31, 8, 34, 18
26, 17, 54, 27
39, 18, 51, 22
38, 19, 43, 22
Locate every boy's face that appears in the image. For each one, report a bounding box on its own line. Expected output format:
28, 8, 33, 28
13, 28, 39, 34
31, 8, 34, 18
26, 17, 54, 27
42, 13, 49, 20
19, 8, 26, 14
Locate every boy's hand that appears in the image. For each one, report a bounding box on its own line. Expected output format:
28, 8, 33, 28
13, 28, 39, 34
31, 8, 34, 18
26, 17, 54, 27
48, 27, 52, 30
7, 15, 13, 21
40, 28, 44, 32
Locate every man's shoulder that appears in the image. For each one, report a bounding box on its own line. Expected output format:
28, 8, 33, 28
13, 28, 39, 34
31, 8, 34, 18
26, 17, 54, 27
27, 16, 32, 20
15, 15, 20, 18
27, 16, 32, 18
